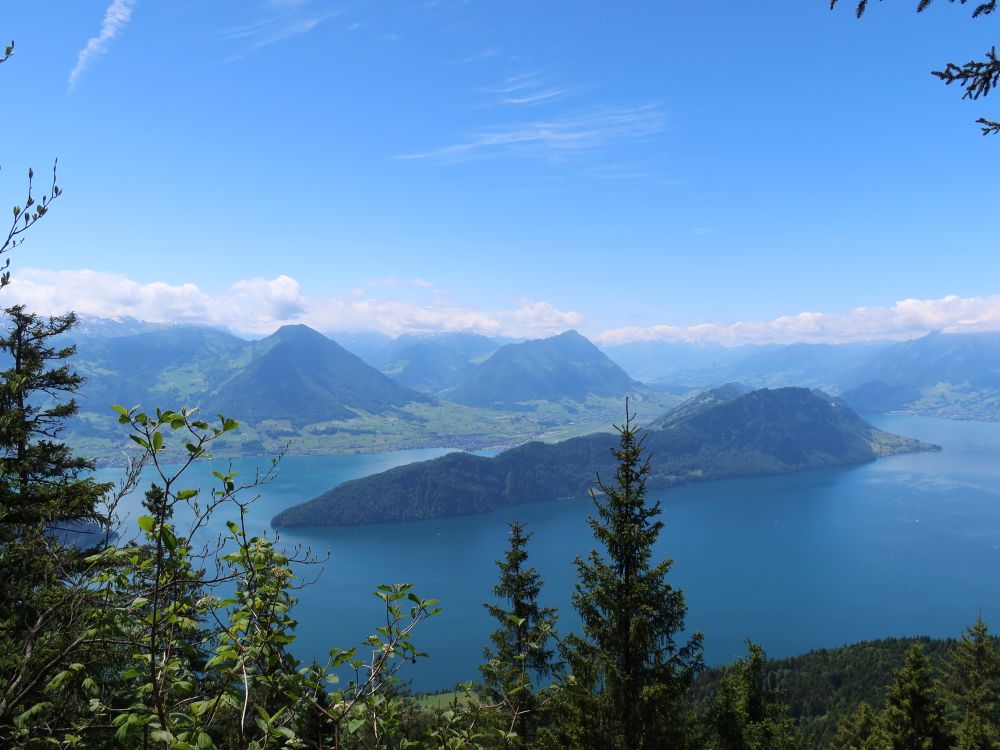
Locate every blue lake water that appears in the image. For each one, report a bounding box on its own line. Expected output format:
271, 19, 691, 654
95, 415, 1000, 691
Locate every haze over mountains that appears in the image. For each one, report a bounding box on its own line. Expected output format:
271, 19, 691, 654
368, 332, 500, 394
601, 332, 1000, 420
58, 316, 1000, 462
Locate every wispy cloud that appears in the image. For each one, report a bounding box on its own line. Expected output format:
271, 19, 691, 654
223, 5, 341, 61
479, 70, 546, 95
68, 0, 137, 90
397, 104, 665, 164
7, 268, 583, 339
453, 48, 497, 65
477, 71, 578, 107
596, 295, 1000, 347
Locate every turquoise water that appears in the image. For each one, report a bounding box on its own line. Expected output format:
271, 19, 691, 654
95, 415, 1000, 691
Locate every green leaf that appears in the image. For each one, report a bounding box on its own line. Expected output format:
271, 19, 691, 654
129, 435, 150, 450
137, 515, 155, 533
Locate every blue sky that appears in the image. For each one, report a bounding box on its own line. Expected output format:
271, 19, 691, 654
2, 0, 999, 343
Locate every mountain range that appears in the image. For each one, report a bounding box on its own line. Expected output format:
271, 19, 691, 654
602, 332, 1000, 420
63, 323, 677, 457
271, 386, 937, 528
69, 325, 432, 446
59, 315, 1000, 462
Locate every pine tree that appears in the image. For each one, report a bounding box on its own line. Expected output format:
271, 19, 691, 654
878, 643, 952, 750
939, 617, 1000, 750
560, 401, 703, 750
481, 520, 558, 746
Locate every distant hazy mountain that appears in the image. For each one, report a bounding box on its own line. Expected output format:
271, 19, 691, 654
448, 330, 639, 407
840, 331, 1000, 418
329, 331, 395, 365
601, 340, 768, 382
605, 332, 1000, 420
617, 341, 890, 392
71, 314, 180, 339
373, 332, 500, 394
273, 386, 935, 527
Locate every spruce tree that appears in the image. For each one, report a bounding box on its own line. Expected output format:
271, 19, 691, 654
710, 641, 805, 750
878, 643, 952, 750
830, 701, 877, 750
0, 305, 106, 532
0, 305, 111, 730
939, 617, 1000, 750
560, 401, 703, 750
481, 520, 558, 746
831, 0, 1000, 134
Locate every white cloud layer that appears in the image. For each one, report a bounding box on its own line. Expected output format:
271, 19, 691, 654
5, 268, 584, 339
10, 270, 998, 346
596, 295, 1000, 346
69, 0, 137, 90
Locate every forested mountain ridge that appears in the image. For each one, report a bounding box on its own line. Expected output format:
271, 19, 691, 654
271, 386, 936, 527
690, 635, 962, 749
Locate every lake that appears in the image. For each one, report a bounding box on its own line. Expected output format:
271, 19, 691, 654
95, 414, 1000, 691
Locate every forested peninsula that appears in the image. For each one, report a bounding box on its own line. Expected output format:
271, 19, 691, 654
272, 386, 937, 528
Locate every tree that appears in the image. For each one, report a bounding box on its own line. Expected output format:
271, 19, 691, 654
710, 641, 805, 750
0, 306, 112, 736
938, 617, 1000, 750
830, 0, 1000, 134
0, 306, 109, 531
558, 401, 703, 750
480, 520, 559, 747
831, 701, 878, 750
877, 643, 952, 750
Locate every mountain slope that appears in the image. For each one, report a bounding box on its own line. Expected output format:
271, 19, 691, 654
72, 326, 249, 415
448, 330, 638, 407
272, 387, 936, 527
208, 325, 431, 427
647, 382, 749, 429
